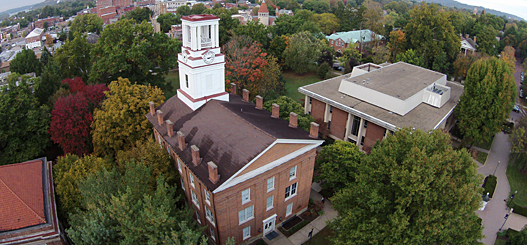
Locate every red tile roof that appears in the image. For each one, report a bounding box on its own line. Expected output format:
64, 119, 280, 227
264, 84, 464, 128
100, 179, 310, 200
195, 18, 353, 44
0, 160, 46, 232
258, 1, 268, 13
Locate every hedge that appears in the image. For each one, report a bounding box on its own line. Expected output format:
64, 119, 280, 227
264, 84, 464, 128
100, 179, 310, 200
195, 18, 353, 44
512, 204, 527, 217
507, 228, 519, 237
483, 175, 497, 198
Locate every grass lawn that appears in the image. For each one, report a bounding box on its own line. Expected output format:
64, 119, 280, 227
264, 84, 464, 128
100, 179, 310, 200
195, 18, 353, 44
164, 69, 180, 99
476, 152, 489, 164
494, 238, 507, 245
283, 71, 322, 103
302, 226, 333, 245
507, 153, 527, 208
474, 137, 494, 151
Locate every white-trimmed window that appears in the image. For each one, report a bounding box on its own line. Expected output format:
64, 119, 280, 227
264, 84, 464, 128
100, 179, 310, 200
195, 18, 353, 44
181, 178, 185, 190
266, 195, 274, 210
191, 190, 200, 208
195, 210, 201, 224
238, 205, 254, 224
267, 177, 275, 192
177, 158, 183, 173
189, 173, 195, 188
241, 188, 250, 204
289, 166, 297, 180
158, 134, 162, 146
166, 145, 171, 157
210, 228, 215, 241
205, 190, 211, 205
285, 183, 297, 200
205, 206, 215, 224
243, 226, 251, 240
286, 203, 293, 216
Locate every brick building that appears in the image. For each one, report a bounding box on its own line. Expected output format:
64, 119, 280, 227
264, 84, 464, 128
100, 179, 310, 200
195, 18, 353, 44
96, 0, 133, 24
0, 158, 64, 244
299, 62, 463, 153
146, 14, 323, 244
25, 28, 44, 49
326, 29, 384, 53
34, 16, 63, 29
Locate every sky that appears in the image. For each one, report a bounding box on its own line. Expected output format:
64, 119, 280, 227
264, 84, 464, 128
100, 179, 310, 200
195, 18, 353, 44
456, 0, 527, 21
0, 0, 45, 14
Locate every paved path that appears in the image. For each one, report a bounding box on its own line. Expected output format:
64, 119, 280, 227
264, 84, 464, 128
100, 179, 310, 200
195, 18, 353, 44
265, 187, 338, 245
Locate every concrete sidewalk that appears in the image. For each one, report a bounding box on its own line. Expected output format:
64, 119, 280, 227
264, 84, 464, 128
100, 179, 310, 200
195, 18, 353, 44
265, 187, 338, 245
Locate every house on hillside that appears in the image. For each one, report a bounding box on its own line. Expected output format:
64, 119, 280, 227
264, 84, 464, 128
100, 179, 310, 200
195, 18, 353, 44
326, 30, 384, 53
298, 62, 463, 153
0, 158, 64, 245
25, 28, 44, 49
146, 14, 323, 244
460, 34, 477, 56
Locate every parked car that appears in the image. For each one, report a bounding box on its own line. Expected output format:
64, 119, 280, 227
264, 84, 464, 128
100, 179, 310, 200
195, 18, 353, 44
513, 105, 521, 113
520, 89, 525, 99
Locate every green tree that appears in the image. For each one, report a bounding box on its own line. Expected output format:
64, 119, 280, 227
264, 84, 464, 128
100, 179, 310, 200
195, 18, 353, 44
34, 59, 62, 105
508, 225, 527, 245
116, 136, 178, 188
313, 13, 340, 35
477, 26, 498, 55
329, 128, 483, 244
396, 49, 424, 67
91, 78, 165, 157
0, 74, 50, 165
218, 13, 240, 47
191, 3, 207, 14
404, 3, 460, 68
10, 49, 41, 76
431, 51, 449, 75
70, 13, 104, 35
67, 160, 206, 244
284, 31, 322, 74
511, 117, 527, 171
234, 21, 272, 50
122, 7, 154, 23
317, 62, 330, 79
263, 96, 314, 131
53, 154, 112, 219
54, 33, 92, 82
268, 35, 289, 66
176, 5, 192, 16
388, 29, 406, 62
362, 0, 383, 35
315, 141, 363, 192
157, 13, 180, 33
89, 19, 180, 91
455, 57, 516, 146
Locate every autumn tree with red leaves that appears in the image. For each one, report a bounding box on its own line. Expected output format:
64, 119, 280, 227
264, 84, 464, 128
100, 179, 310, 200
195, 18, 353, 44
49, 78, 108, 155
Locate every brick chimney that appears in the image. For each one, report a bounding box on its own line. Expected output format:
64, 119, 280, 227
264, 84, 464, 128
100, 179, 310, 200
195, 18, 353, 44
473, 36, 476, 43
255, 95, 263, 110
149, 101, 155, 116
309, 122, 319, 138
177, 131, 187, 151
166, 120, 174, 137
242, 89, 249, 102
466, 34, 469, 39
272, 103, 279, 118
289, 112, 298, 128
208, 161, 220, 184
191, 145, 201, 166
157, 110, 164, 125
230, 83, 237, 95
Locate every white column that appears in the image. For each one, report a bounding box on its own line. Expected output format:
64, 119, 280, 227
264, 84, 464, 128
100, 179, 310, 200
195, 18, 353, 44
211, 24, 216, 48
190, 25, 196, 50
344, 113, 352, 140
215, 23, 219, 48
182, 24, 187, 47
197, 26, 202, 50
357, 118, 365, 147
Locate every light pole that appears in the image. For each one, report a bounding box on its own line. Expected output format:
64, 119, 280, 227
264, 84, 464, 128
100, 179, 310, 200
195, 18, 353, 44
493, 161, 501, 176
499, 208, 514, 231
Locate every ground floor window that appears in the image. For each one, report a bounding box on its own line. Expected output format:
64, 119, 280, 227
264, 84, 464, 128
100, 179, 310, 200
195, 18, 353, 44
243, 226, 251, 240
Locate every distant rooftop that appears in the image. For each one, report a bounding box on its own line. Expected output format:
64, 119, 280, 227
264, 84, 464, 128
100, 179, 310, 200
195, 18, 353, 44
25, 28, 44, 39
326, 29, 384, 44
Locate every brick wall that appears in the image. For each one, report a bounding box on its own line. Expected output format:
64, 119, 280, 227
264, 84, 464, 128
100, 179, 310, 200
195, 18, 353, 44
363, 121, 385, 154
310, 98, 325, 123
329, 107, 347, 140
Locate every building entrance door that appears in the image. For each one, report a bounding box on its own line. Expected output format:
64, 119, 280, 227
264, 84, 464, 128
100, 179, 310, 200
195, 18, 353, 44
263, 215, 276, 235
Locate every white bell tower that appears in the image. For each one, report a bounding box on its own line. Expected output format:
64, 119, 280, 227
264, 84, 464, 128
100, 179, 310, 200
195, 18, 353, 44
177, 14, 229, 111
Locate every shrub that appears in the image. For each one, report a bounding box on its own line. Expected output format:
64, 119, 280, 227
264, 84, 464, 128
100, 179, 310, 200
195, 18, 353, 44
317, 62, 330, 79
507, 228, 520, 237
483, 175, 497, 198
512, 204, 527, 217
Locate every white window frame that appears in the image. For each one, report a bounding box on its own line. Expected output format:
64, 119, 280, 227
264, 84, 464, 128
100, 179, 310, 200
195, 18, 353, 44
285, 183, 297, 201
180, 178, 185, 190
241, 188, 250, 204
205, 190, 211, 205
191, 190, 200, 209
205, 206, 215, 225
289, 166, 297, 180
177, 158, 182, 173
189, 173, 195, 188
243, 226, 251, 240
195, 210, 201, 224
286, 203, 293, 217
166, 145, 171, 157
158, 134, 162, 147
267, 177, 275, 192
266, 195, 274, 211
210, 227, 215, 241
238, 205, 254, 225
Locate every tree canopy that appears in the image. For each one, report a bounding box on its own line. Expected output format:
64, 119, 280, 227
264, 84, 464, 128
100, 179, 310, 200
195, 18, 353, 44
89, 19, 181, 91
284, 31, 322, 74
0, 74, 50, 165
262, 96, 314, 131
9, 49, 41, 76
70, 13, 103, 35
54, 33, 93, 82
91, 77, 165, 157
455, 57, 516, 145
315, 141, 363, 192
329, 128, 483, 244
122, 7, 154, 23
